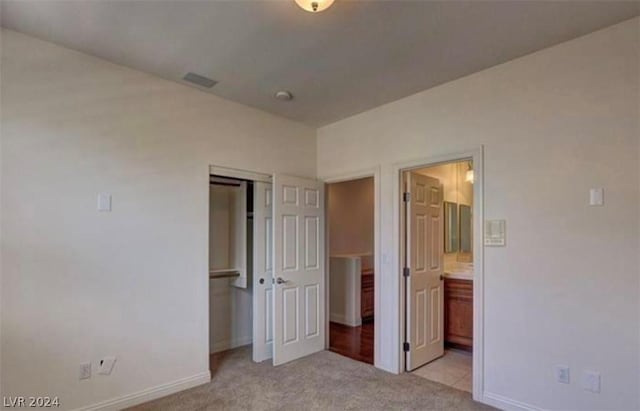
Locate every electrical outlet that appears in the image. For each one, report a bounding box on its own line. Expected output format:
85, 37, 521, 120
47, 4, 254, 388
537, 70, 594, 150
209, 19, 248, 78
555, 365, 570, 384
79, 362, 91, 380
98, 356, 117, 375
583, 371, 601, 393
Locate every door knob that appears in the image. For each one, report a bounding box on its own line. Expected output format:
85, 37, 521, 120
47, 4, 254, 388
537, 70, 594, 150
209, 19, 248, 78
259, 278, 265, 285
276, 277, 288, 285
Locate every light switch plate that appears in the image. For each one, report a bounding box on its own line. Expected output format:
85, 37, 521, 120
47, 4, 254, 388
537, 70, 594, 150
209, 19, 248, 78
589, 188, 604, 206
555, 365, 570, 384
98, 193, 112, 212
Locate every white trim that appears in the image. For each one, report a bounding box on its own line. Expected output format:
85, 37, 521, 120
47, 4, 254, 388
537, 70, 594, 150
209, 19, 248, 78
209, 165, 272, 183
321, 166, 382, 370
392, 148, 485, 402
482, 392, 542, 411
75, 371, 211, 411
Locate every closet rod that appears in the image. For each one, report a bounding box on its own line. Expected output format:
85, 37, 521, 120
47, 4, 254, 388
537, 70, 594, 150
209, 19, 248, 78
209, 270, 241, 279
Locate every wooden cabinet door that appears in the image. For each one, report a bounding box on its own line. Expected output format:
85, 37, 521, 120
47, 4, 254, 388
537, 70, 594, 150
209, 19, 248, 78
361, 271, 374, 321
444, 279, 473, 350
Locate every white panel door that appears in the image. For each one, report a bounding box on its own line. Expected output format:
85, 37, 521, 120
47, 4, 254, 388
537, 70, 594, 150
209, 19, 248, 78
272, 174, 325, 366
405, 172, 444, 371
253, 181, 273, 363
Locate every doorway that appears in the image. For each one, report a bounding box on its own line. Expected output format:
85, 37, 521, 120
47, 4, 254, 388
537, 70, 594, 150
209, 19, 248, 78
402, 159, 476, 393
326, 177, 375, 364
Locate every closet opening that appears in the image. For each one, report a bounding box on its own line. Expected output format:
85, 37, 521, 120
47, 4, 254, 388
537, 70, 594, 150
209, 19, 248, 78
326, 176, 375, 364
209, 175, 254, 375
208, 169, 273, 376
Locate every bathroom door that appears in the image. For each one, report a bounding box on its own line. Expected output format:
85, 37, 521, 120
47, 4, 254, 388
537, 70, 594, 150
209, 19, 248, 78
253, 181, 273, 363
272, 174, 325, 366
405, 172, 444, 371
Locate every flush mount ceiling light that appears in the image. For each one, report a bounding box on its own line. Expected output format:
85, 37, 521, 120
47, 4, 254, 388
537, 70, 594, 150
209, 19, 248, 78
295, 0, 335, 13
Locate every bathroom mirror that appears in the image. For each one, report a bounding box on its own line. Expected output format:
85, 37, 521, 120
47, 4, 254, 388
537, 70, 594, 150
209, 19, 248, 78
444, 201, 458, 253
459, 204, 472, 254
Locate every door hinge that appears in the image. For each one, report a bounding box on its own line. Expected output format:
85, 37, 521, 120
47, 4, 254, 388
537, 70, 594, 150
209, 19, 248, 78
403, 342, 410, 352
403, 192, 411, 202
403, 267, 410, 277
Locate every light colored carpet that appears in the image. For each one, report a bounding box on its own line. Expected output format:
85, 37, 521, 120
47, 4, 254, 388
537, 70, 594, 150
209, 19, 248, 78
128, 346, 495, 410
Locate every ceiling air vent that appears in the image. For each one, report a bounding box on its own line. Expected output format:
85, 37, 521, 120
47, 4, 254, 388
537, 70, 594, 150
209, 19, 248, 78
182, 72, 217, 88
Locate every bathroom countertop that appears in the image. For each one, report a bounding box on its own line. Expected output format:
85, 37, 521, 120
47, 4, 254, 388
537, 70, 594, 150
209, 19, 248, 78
444, 261, 473, 281
444, 271, 473, 281
444, 262, 474, 281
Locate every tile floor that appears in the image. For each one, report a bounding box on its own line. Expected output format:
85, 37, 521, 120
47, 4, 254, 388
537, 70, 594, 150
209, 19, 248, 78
412, 349, 472, 392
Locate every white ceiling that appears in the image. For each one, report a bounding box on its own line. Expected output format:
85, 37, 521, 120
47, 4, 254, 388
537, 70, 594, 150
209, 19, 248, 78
2, 1, 639, 126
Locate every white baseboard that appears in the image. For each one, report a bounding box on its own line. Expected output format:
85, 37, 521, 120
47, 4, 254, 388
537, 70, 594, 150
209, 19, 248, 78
210, 335, 253, 354
330, 313, 362, 327
76, 371, 211, 411
481, 391, 541, 411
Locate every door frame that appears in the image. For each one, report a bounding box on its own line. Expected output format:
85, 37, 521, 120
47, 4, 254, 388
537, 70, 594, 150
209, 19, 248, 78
322, 166, 381, 369
393, 147, 484, 401
209, 165, 272, 184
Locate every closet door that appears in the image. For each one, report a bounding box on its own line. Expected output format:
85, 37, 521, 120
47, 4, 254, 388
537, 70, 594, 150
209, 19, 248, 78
272, 175, 325, 366
253, 181, 273, 363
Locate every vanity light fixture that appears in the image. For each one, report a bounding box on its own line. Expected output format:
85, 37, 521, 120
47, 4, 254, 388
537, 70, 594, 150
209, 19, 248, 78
465, 163, 474, 184
295, 0, 335, 13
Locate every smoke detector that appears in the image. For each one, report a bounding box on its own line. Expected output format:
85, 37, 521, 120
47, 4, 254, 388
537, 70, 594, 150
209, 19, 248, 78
275, 91, 293, 101
182, 72, 217, 88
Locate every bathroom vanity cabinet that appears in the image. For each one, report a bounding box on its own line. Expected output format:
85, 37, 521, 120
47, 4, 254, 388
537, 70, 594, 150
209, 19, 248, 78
361, 268, 374, 321
444, 278, 473, 351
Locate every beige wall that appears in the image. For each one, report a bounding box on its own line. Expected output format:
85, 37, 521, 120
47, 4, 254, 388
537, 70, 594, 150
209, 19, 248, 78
2, 15, 639, 411
0, 29, 315, 409
327, 177, 374, 267
317, 18, 640, 411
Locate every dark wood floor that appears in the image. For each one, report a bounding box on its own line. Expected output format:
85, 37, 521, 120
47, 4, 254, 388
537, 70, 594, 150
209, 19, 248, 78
329, 321, 374, 364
